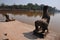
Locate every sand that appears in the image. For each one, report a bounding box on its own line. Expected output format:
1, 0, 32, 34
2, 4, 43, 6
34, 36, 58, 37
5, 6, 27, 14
0, 20, 60, 40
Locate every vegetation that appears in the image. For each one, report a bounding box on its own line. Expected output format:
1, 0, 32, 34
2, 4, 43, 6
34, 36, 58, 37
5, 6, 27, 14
0, 3, 56, 12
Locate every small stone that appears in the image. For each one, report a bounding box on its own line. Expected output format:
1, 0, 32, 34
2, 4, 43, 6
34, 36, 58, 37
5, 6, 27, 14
4, 33, 7, 36
3, 38, 9, 40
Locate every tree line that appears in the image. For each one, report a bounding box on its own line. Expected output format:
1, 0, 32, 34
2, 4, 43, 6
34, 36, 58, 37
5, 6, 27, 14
0, 3, 56, 12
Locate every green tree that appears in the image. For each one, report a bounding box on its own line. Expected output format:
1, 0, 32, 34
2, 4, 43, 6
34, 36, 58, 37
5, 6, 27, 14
27, 3, 34, 10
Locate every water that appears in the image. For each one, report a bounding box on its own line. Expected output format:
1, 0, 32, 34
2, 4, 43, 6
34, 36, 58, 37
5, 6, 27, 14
49, 13, 60, 34
0, 11, 60, 34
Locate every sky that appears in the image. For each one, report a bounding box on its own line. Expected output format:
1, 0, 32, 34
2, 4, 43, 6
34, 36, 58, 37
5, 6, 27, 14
0, 0, 60, 9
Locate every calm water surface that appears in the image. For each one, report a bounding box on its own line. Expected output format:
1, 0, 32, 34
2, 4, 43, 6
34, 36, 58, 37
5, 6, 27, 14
0, 12, 60, 34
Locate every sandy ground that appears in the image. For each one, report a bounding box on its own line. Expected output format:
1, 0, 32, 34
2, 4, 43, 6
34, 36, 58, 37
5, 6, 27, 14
0, 20, 60, 40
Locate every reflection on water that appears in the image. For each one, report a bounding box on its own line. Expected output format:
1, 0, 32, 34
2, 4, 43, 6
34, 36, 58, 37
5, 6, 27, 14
0, 11, 60, 34
0, 11, 54, 25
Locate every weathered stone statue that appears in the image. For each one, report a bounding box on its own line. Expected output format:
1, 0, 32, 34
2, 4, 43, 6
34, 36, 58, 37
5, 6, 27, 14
4, 14, 15, 22
33, 6, 50, 37
5, 14, 10, 22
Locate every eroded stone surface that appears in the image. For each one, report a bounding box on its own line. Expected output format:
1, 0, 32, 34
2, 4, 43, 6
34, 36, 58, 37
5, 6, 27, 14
0, 20, 59, 40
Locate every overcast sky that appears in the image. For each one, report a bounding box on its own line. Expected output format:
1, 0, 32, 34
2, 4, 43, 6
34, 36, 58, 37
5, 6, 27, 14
0, 0, 60, 9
